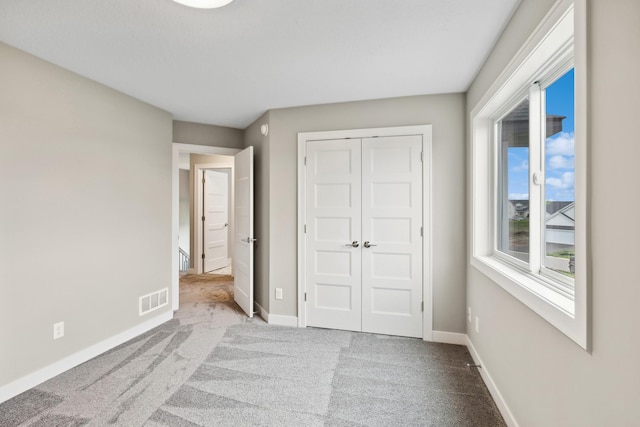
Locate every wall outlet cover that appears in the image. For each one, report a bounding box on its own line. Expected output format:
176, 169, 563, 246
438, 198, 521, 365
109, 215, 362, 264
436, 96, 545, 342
53, 321, 64, 340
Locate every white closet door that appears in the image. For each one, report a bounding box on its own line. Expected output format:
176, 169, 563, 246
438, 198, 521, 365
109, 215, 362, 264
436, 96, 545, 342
305, 139, 362, 332
361, 136, 423, 337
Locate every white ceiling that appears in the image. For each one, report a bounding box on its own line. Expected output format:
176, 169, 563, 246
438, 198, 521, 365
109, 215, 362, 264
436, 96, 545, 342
0, 0, 520, 129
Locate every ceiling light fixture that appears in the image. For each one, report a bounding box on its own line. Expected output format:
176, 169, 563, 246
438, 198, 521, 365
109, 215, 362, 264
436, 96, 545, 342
172, 0, 234, 9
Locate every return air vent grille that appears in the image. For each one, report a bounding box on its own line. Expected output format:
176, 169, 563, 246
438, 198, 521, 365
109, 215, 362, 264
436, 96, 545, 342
139, 288, 169, 316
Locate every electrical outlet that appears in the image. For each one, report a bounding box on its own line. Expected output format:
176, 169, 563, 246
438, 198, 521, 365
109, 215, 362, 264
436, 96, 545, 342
467, 307, 471, 323
275, 288, 283, 300
53, 321, 64, 340
475, 316, 480, 334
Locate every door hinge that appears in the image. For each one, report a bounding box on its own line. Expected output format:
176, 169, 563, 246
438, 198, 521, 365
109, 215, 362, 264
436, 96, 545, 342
421, 301, 424, 312
202, 216, 205, 222
420, 226, 423, 237
201, 253, 205, 259
304, 292, 307, 302
304, 156, 307, 166
202, 177, 205, 184
304, 224, 307, 233
420, 152, 424, 162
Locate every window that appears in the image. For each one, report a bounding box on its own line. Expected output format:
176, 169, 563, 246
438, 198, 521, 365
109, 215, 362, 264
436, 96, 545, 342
471, 0, 588, 349
494, 68, 575, 292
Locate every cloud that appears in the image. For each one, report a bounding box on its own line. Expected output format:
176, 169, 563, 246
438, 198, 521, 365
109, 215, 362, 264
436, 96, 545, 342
546, 132, 574, 156
548, 155, 574, 170
509, 193, 529, 200
512, 160, 528, 172
546, 171, 574, 190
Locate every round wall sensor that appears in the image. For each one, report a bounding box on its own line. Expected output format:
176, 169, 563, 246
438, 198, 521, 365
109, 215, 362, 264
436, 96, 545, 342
260, 124, 269, 136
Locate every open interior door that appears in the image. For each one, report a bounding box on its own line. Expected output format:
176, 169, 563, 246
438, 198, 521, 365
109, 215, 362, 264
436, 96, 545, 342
233, 146, 254, 317
203, 169, 230, 272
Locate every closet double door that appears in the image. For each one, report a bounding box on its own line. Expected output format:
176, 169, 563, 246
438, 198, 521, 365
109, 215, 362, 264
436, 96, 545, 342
305, 135, 423, 338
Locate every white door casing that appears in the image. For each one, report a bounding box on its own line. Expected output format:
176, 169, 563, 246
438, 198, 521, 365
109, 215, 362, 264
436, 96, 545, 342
172, 144, 241, 311
298, 126, 432, 340
233, 146, 254, 317
361, 136, 423, 338
203, 169, 230, 272
305, 139, 362, 331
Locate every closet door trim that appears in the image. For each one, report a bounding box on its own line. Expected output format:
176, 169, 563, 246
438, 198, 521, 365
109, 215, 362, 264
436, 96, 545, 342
297, 125, 433, 341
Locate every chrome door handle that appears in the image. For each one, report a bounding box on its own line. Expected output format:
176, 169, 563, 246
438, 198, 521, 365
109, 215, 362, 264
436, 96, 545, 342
244, 237, 257, 243
363, 241, 377, 248
345, 241, 359, 248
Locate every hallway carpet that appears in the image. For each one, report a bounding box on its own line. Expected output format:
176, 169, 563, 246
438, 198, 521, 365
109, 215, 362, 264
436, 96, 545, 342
0, 277, 505, 426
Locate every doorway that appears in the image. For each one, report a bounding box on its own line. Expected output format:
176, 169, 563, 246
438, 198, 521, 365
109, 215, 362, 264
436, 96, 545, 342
172, 143, 255, 317
297, 126, 433, 340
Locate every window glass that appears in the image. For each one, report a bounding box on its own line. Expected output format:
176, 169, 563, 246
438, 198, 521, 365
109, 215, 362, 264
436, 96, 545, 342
497, 98, 530, 262
544, 69, 575, 277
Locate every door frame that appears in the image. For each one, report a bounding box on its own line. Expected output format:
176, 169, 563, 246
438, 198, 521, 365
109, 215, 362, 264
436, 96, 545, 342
296, 125, 433, 341
194, 164, 234, 274
172, 143, 241, 311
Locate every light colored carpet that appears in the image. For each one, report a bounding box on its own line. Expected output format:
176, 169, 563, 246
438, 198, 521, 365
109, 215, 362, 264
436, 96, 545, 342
0, 275, 505, 426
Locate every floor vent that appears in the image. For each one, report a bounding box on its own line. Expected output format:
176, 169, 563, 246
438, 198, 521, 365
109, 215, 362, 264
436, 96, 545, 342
139, 288, 169, 316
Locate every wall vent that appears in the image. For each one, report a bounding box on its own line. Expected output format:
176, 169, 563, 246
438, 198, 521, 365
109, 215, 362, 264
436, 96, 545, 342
139, 288, 169, 316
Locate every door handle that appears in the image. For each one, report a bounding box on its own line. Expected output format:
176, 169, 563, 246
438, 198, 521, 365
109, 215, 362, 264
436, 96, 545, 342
224, 223, 229, 227
363, 241, 377, 248
244, 237, 257, 243
345, 241, 359, 248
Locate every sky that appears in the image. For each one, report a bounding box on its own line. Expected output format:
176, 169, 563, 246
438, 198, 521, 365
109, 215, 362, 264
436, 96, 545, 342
508, 68, 575, 202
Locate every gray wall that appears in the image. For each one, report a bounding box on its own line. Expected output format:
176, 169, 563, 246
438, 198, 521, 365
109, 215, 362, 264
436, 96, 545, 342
466, 0, 640, 424
0, 42, 173, 387
244, 112, 271, 313
173, 120, 244, 149
265, 94, 467, 333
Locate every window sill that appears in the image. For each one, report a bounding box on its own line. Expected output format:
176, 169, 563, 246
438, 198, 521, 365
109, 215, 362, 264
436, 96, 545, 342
471, 254, 575, 325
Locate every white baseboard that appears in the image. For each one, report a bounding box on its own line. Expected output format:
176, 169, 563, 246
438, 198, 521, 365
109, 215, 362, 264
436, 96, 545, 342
0, 310, 173, 404
432, 331, 468, 345
466, 337, 519, 427
267, 313, 298, 327
254, 303, 298, 327
254, 302, 268, 323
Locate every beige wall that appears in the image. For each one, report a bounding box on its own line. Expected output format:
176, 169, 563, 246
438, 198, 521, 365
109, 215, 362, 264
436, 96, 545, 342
0, 42, 173, 387
265, 94, 467, 332
173, 120, 244, 149
466, 0, 640, 424
244, 112, 271, 312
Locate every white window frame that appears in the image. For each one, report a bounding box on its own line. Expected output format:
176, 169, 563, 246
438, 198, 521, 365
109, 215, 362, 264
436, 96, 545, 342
470, 0, 589, 350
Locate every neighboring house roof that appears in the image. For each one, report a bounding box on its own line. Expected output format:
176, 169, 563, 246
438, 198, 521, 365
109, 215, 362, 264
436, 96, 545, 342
546, 202, 575, 227
546, 201, 573, 215
508, 200, 575, 224
509, 200, 529, 218
510, 200, 529, 211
